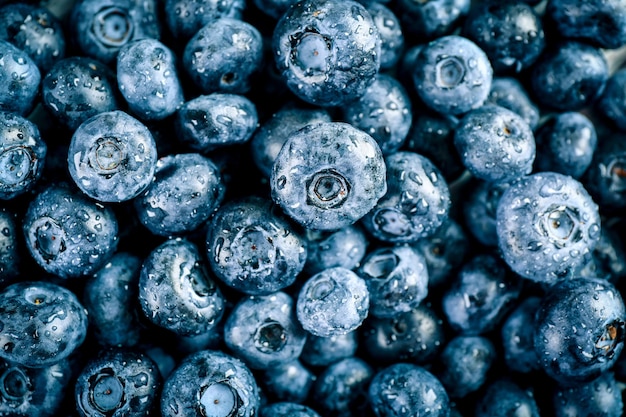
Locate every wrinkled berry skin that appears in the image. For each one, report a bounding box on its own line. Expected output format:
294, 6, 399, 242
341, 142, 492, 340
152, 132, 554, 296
134, 153, 225, 236
361, 151, 450, 244
139, 238, 225, 336
75, 349, 161, 417
161, 350, 260, 417
206, 197, 307, 295
475, 378, 541, 417
312, 357, 373, 415
413, 35, 492, 116
0, 111, 46, 200
496, 172, 601, 283
184, 17, 263, 95
0, 281, 88, 368
271, 122, 387, 231
534, 277, 626, 385
0, 40, 40, 117
117, 38, 184, 121
369, 363, 450, 417
487, 77, 540, 130
68, 110, 158, 203
552, 371, 623, 417
164, 0, 245, 40
272, 0, 381, 107
0, 3, 66, 74
42, 56, 120, 131
23, 185, 119, 278
175, 93, 258, 153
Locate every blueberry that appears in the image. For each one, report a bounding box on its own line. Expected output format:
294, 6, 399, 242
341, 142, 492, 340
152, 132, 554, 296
0, 111, 47, 200
139, 238, 225, 336
68, 110, 158, 203
296, 267, 369, 337
270, 121, 387, 231
252, 0, 298, 20
23, 185, 119, 278
0, 40, 40, 117
175, 93, 258, 153
474, 378, 541, 417
462, 179, 511, 247
303, 224, 368, 275
574, 222, 626, 283
160, 349, 260, 417
364, 2, 403, 70
206, 197, 307, 295
598, 68, 626, 131
75, 348, 161, 416
534, 277, 626, 385
42, 56, 121, 131
272, 0, 381, 107
164, 0, 245, 40
0, 3, 66, 73
183, 17, 263, 94
442, 253, 521, 335
533, 111, 597, 179
0, 209, 20, 284
299, 331, 358, 367
361, 151, 451, 244
486, 77, 540, 130
552, 371, 623, 417
116, 38, 184, 121
260, 402, 321, 417
342, 74, 412, 155
357, 245, 428, 318
312, 356, 373, 415
368, 363, 450, 417
412, 35, 492, 116
394, 0, 470, 40
496, 171, 601, 282
134, 152, 225, 236
262, 360, 315, 403
0, 281, 88, 368
454, 104, 536, 184
583, 131, 626, 211
500, 296, 541, 374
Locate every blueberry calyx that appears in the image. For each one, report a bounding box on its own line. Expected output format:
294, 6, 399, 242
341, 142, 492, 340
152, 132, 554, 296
306, 169, 350, 209
595, 319, 625, 360
536, 205, 583, 249
0, 368, 30, 401
0, 146, 36, 186
605, 158, 626, 192
199, 382, 241, 417
32, 217, 66, 262
88, 369, 125, 414
254, 321, 288, 353
289, 27, 333, 81
92, 7, 133, 47
436, 56, 466, 89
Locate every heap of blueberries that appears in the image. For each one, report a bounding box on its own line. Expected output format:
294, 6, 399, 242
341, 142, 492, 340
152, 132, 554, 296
2, 0, 626, 415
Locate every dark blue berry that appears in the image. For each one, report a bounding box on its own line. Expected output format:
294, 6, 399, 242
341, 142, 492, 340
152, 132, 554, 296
583, 131, 626, 211
394, 0, 470, 40
597, 68, 626, 131
552, 371, 623, 417
262, 360, 315, 403
365, 2, 403, 70
303, 224, 368, 275
164, 0, 245, 40
474, 378, 541, 417
500, 296, 541, 373
299, 331, 358, 367
486, 77, 540, 130
0, 40, 40, 117
261, 402, 321, 417
312, 356, 373, 415
462, 179, 511, 247
0, 209, 20, 284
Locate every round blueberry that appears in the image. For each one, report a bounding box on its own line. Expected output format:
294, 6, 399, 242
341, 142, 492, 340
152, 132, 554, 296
552, 371, 623, 417
500, 296, 541, 374
299, 331, 358, 367
475, 378, 541, 417
365, 2, 404, 70
462, 179, 511, 247
583, 131, 626, 211
0, 209, 20, 284
312, 356, 373, 415
261, 402, 321, 417
303, 224, 368, 275
164, 0, 245, 40
262, 360, 315, 403
0, 40, 40, 117
395, 0, 470, 40
486, 76, 540, 130
598, 68, 626, 131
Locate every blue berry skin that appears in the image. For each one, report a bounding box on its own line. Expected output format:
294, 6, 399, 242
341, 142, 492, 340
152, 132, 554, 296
134, 152, 225, 236
486, 77, 540, 130
500, 296, 541, 374
75, 348, 161, 417
303, 224, 368, 275
475, 378, 541, 417
312, 357, 373, 416
534, 277, 626, 385
0, 3, 66, 74
271, 122, 387, 231
296, 267, 369, 337
300, 331, 358, 367
357, 245, 428, 318
342, 74, 412, 155
0, 111, 46, 200
462, 1, 545, 74
454, 104, 536, 184
175, 93, 258, 153
42, 56, 121, 132
575, 223, 626, 283
0, 209, 20, 284
253, 0, 298, 20
116, 38, 184, 121
530, 41, 608, 112
365, 2, 403, 70
261, 402, 321, 417
413, 35, 492, 116
552, 371, 623, 417
83, 252, 143, 347
546, 0, 626, 50
598, 69, 626, 131
496, 172, 601, 283
206, 197, 307, 295
368, 363, 450, 417
164, 0, 245, 40
70, 0, 161, 64
161, 350, 260, 417
0, 358, 72, 417
139, 238, 225, 336
262, 360, 315, 403
583, 132, 626, 211
183, 17, 263, 95
23, 185, 119, 278
361, 151, 451, 244
272, 0, 381, 107
250, 104, 331, 178
68, 110, 157, 203
442, 253, 521, 335
0, 281, 88, 368
0, 40, 40, 117
361, 303, 445, 365
394, 0, 470, 40
462, 179, 510, 247
224, 291, 307, 370
436, 335, 496, 399
534, 112, 597, 179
